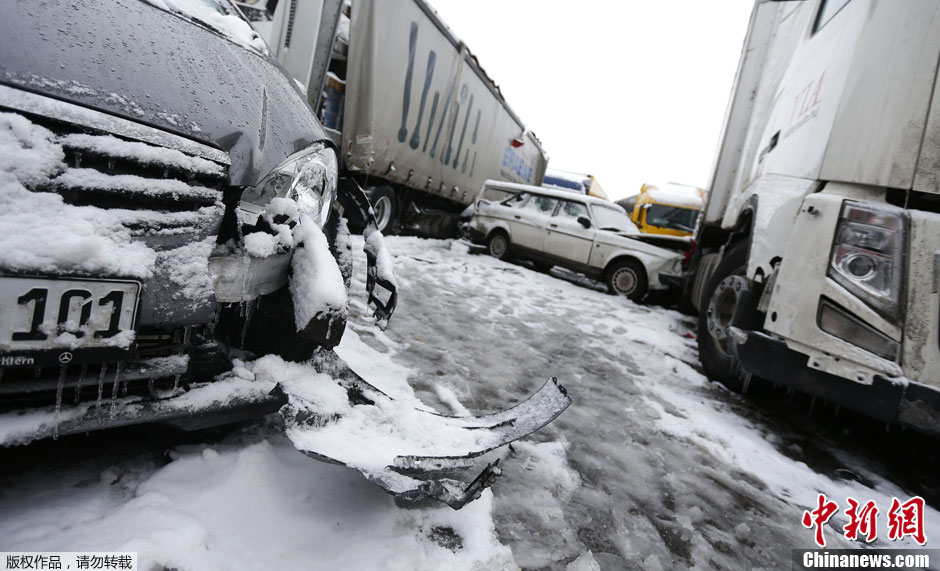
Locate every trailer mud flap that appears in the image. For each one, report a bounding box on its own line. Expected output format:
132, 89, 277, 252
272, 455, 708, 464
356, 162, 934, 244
275, 349, 571, 509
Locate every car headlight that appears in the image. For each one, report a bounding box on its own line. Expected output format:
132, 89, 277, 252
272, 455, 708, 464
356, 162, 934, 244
828, 201, 907, 320
237, 142, 337, 228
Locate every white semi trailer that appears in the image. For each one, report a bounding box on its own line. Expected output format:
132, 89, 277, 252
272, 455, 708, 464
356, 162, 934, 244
239, 0, 548, 237
682, 0, 940, 434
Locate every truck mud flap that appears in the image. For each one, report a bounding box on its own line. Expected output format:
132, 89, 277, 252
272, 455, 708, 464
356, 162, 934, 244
276, 349, 571, 509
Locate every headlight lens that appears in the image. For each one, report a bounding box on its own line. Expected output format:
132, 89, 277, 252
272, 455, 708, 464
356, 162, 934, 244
828, 201, 907, 320
238, 142, 338, 228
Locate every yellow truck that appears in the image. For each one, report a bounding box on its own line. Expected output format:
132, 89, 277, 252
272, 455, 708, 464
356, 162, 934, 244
616, 183, 704, 237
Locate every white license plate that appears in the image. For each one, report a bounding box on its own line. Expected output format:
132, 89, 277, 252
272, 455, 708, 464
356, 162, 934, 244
0, 276, 140, 351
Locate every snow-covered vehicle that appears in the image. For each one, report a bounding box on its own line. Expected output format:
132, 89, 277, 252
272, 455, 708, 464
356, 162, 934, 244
466, 181, 686, 300
0, 0, 569, 509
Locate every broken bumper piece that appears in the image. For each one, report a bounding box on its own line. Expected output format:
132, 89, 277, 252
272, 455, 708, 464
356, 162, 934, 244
277, 350, 571, 509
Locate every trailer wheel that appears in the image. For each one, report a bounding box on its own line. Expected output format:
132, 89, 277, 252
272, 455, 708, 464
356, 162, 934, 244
368, 186, 398, 235
697, 240, 748, 391
486, 230, 511, 260
605, 259, 648, 301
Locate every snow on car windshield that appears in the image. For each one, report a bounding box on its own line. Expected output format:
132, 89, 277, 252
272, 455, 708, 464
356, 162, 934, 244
144, 0, 269, 54
591, 203, 639, 233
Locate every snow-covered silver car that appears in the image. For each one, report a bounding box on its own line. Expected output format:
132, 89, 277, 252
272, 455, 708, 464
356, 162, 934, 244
467, 181, 687, 300
0, 0, 397, 444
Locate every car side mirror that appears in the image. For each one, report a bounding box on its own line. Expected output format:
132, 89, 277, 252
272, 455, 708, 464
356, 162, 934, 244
577, 216, 592, 229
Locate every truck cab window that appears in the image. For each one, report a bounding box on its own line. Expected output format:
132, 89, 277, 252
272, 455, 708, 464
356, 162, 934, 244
813, 0, 852, 33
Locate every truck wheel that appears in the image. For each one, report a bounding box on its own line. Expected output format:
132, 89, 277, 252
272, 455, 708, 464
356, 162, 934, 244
606, 259, 648, 301
697, 240, 748, 391
486, 231, 510, 260
368, 186, 398, 235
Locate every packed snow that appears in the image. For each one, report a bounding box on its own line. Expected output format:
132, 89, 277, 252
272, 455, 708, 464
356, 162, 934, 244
1, 235, 938, 570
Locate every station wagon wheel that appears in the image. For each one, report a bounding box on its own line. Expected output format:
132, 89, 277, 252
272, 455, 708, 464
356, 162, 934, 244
606, 259, 648, 301
486, 231, 510, 260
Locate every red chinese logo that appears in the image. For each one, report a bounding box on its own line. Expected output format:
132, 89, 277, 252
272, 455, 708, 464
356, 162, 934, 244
802, 494, 928, 547
843, 497, 879, 543
887, 496, 926, 545
802, 494, 840, 547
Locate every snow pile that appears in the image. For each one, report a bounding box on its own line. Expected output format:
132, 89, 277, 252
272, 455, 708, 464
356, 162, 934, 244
0, 112, 64, 184
289, 215, 348, 331
243, 231, 280, 257
0, 437, 515, 570
144, 0, 269, 54
0, 170, 158, 279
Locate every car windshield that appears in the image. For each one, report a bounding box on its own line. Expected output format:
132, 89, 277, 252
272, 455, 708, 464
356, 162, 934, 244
646, 205, 699, 232
591, 204, 639, 233
143, 0, 268, 54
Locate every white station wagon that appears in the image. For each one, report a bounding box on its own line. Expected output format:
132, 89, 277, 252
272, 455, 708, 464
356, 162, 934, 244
466, 181, 687, 300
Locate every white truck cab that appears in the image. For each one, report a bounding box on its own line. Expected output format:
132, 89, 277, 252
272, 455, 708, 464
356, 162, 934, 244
688, 0, 940, 434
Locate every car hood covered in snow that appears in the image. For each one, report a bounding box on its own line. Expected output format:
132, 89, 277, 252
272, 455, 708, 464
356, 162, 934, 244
0, 0, 325, 187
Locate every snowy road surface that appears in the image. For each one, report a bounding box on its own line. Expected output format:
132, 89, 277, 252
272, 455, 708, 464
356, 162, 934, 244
1, 235, 937, 570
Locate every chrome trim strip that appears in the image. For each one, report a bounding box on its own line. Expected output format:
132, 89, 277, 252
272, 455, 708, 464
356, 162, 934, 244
0, 84, 230, 165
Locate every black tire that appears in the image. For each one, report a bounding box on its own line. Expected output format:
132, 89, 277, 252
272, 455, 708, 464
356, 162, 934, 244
367, 186, 399, 235
486, 230, 511, 260
696, 240, 748, 391
605, 259, 648, 301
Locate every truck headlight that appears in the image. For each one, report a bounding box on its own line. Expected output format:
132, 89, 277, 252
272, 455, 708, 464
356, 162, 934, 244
827, 201, 907, 320
238, 142, 338, 228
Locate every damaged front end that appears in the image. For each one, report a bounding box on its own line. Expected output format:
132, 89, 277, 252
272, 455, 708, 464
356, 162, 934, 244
0, 93, 567, 511
0, 91, 394, 445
